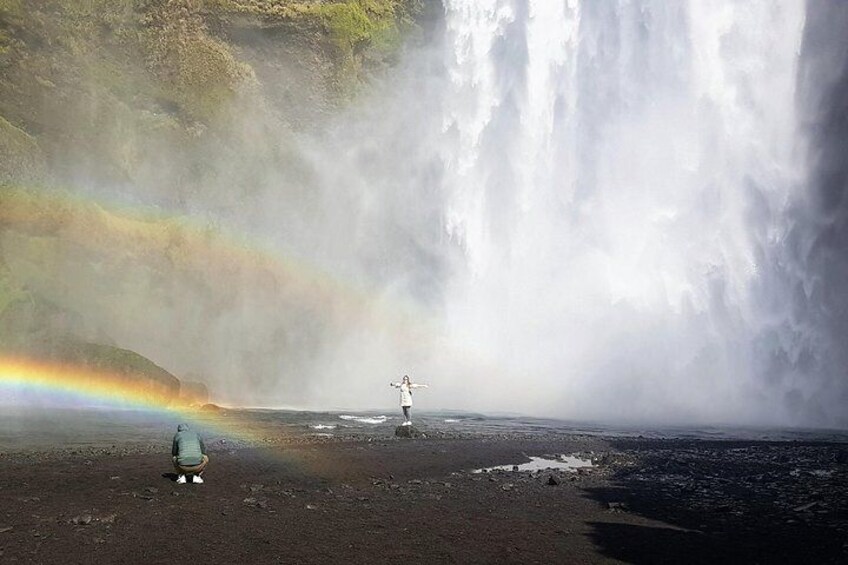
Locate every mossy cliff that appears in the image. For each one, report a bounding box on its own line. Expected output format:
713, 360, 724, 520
0, 1, 434, 404
0, 0, 431, 194
0, 253, 182, 403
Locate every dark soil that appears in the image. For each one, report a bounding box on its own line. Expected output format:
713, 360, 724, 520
0, 435, 846, 564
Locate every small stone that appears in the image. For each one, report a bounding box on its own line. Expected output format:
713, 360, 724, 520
501, 483, 513, 491
512, 465, 519, 472
306, 504, 317, 510
71, 515, 93, 526
607, 502, 627, 511
144, 487, 158, 494
547, 475, 560, 486
0, 526, 13, 533
793, 502, 821, 512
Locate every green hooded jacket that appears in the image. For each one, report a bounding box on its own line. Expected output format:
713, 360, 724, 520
171, 423, 206, 466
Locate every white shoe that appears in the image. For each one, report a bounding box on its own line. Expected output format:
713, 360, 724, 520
176, 474, 187, 484
192, 475, 204, 484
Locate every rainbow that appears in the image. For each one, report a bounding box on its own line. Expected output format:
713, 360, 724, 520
0, 186, 434, 341
0, 187, 511, 410
0, 355, 290, 447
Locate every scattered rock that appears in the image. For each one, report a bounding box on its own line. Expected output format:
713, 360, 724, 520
243, 497, 268, 509
793, 501, 822, 512
0, 526, 13, 533
144, 487, 158, 494
71, 515, 93, 526
501, 483, 513, 491
395, 425, 423, 438
547, 475, 560, 486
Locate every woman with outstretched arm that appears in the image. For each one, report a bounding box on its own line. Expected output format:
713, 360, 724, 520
389, 374, 429, 426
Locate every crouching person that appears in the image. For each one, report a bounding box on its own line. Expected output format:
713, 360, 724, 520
172, 423, 208, 484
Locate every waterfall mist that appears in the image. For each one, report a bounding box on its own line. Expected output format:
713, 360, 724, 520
8, 1, 848, 428
301, 0, 845, 426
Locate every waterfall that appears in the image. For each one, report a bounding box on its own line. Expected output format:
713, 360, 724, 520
433, 0, 811, 424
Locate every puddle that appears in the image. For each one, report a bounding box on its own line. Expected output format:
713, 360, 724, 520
474, 454, 594, 474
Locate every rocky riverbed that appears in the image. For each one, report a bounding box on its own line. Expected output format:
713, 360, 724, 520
0, 423, 845, 564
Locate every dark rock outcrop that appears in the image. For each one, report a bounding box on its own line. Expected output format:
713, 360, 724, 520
179, 380, 210, 405
395, 425, 423, 438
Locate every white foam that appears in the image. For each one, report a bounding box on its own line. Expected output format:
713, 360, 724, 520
309, 424, 337, 430
443, 419, 462, 423
338, 415, 388, 425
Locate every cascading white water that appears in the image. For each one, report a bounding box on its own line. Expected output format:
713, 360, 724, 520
434, 0, 808, 424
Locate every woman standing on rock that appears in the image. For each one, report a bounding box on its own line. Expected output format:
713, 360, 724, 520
390, 375, 428, 426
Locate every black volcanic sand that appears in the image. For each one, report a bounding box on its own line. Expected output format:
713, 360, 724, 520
1, 432, 847, 564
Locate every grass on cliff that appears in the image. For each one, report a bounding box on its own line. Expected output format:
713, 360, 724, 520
205, 0, 423, 95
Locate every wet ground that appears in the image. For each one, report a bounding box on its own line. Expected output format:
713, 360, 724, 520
0, 409, 846, 563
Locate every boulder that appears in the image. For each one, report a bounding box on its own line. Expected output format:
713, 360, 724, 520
395, 425, 423, 438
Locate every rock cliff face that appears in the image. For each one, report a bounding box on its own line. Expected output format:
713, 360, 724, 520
179, 380, 210, 405
0, 1, 434, 403
0, 253, 181, 403
0, 0, 429, 194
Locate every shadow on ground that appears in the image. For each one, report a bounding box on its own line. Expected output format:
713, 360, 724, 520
580, 439, 848, 564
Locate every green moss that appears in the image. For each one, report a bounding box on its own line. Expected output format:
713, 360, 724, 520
0, 0, 426, 189
0, 0, 25, 20
140, 1, 257, 121
202, 0, 423, 98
